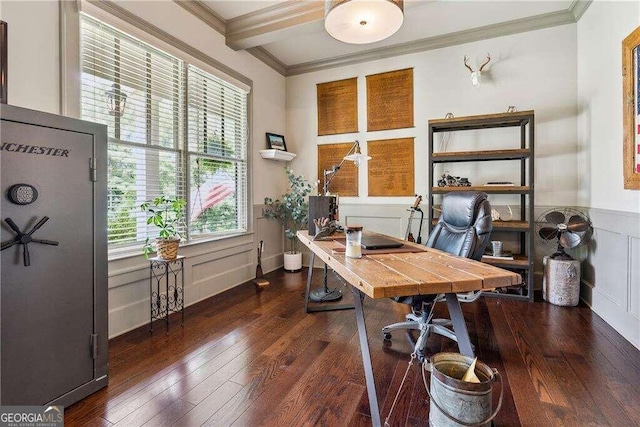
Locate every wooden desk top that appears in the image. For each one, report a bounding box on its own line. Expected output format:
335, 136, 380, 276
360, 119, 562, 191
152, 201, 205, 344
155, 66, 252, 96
298, 231, 522, 299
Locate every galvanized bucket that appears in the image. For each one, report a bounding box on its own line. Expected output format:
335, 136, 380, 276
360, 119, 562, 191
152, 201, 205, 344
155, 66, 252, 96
423, 353, 503, 427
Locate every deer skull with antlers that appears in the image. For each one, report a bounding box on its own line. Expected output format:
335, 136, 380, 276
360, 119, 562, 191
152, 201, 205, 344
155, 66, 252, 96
464, 53, 491, 87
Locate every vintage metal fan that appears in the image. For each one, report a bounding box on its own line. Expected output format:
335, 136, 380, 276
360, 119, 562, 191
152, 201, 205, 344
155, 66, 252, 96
535, 208, 593, 260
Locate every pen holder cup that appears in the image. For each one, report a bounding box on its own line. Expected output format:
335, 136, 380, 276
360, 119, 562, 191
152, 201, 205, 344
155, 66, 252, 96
491, 241, 502, 257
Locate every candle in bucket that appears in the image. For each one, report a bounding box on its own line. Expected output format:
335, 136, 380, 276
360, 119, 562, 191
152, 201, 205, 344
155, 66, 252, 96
345, 226, 363, 258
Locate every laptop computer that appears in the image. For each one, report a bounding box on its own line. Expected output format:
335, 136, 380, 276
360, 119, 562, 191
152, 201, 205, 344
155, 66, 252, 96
360, 235, 404, 250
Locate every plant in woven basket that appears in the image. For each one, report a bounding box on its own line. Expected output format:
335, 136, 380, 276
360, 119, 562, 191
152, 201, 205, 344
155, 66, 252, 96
140, 196, 187, 259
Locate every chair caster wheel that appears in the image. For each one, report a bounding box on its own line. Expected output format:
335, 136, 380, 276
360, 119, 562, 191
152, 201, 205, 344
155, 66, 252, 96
383, 332, 392, 340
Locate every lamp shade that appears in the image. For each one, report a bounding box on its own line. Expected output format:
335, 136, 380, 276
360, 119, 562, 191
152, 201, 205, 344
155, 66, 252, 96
324, 0, 404, 44
344, 152, 371, 166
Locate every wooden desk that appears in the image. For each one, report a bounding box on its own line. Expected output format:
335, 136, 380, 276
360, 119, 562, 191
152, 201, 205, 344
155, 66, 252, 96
297, 231, 521, 427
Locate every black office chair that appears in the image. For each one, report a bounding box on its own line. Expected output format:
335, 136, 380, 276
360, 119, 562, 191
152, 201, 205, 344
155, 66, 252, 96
382, 191, 492, 359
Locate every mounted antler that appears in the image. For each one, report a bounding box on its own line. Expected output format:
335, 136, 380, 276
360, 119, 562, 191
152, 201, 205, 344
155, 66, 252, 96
463, 53, 491, 87
464, 53, 491, 72
478, 53, 491, 71
463, 55, 473, 73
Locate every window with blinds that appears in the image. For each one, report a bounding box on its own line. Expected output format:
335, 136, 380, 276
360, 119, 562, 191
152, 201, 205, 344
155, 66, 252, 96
79, 14, 248, 253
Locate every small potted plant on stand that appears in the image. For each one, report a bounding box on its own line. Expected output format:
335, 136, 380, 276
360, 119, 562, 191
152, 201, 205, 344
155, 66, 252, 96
263, 167, 315, 272
140, 196, 187, 260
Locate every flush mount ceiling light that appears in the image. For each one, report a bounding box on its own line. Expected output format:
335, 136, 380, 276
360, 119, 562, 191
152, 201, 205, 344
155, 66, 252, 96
324, 0, 404, 44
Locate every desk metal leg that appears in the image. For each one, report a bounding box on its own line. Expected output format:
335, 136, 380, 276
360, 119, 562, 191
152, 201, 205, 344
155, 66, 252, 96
445, 293, 474, 358
351, 287, 382, 427
304, 253, 315, 313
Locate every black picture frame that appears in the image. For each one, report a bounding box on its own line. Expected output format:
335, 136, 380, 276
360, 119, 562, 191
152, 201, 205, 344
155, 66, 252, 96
266, 132, 287, 151
1, 21, 7, 104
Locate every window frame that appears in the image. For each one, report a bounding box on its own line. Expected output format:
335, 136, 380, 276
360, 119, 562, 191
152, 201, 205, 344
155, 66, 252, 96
66, 4, 253, 259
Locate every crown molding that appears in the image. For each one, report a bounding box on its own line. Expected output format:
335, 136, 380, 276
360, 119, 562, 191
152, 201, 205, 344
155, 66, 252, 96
226, 1, 324, 50
173, 0, 226, 35
568, 0, 593, 21
247, 47, 288, 77
287, 9, 576, 76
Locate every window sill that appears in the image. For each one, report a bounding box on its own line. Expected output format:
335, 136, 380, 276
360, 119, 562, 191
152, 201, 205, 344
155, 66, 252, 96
107, 231, 254, 262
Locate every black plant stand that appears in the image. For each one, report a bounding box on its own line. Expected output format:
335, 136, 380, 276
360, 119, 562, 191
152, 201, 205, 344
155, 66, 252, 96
149, 255, 185, 334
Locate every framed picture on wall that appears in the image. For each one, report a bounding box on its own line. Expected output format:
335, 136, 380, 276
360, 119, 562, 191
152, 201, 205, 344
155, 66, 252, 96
266, 132, 287, 151
1, 21, 7, 104
623, 26, 640, 189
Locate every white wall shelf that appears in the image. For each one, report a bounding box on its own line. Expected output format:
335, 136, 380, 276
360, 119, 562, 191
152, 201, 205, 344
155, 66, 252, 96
259, 149, 296, 161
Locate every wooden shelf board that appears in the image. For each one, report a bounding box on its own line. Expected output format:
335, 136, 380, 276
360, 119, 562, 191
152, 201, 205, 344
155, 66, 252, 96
429, 110, 534, 132
482, 255, 530, 269
431, 219, 529, 231
432, 148, 531, 163
431, 186, 531, 194
491, 220, 529, 231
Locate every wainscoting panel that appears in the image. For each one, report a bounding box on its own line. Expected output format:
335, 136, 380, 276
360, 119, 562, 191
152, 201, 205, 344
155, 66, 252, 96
582, 207, 640, 349
629, 237, 640, 319
255, 212, 284, 273
340, 203, 416, 239
585, 228, 628, 307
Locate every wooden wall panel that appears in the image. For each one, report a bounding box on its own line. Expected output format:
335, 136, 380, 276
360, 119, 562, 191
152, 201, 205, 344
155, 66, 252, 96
317, 78, 358, 136
368, 137, 414, 196
366, 68, 413, 131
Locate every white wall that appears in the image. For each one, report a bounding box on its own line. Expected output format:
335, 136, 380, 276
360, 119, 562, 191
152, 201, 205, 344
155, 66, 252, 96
0, 1, 60, 114
577, 0, 640, 214
287, 24, 579, 210
0, 1, 287, 337
577, 1, 640, 349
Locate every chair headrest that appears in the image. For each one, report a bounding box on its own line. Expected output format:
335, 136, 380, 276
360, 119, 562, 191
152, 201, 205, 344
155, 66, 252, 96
441, 191, 489, 228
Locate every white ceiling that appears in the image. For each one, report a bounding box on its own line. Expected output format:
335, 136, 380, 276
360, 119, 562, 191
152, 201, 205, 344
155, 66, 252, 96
201, 0, 288, 20
192, 0, 584, 75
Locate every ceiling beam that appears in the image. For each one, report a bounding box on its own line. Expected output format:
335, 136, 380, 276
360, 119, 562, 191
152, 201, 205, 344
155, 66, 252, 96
247, 47, 288, 77
569, 0, 593, 21
225, 1, 325, 51
173, 0, 226, 35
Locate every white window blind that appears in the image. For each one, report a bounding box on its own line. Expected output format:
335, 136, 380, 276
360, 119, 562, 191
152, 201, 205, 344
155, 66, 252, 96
79, 14, 248, 252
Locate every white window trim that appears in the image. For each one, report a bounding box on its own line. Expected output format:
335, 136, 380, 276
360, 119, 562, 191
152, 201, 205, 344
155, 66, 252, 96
61, 0, 255, 259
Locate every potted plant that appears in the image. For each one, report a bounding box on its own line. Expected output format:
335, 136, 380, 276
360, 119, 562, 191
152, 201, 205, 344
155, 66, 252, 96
140, 196, 187, 260
263, 167, 315, 272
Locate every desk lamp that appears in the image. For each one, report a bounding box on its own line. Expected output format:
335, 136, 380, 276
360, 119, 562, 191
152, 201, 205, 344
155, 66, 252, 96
309, 140, 371, 303
322, 140, 371, 196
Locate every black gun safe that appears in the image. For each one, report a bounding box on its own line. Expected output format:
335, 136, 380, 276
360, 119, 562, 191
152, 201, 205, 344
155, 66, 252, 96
1, 104, 108, 406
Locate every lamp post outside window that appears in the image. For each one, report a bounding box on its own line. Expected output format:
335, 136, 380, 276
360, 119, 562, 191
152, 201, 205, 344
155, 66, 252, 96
105, 83, 127, 117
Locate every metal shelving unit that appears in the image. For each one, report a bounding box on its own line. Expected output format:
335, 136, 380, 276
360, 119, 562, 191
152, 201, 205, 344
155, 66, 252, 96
428, 110, 535, 301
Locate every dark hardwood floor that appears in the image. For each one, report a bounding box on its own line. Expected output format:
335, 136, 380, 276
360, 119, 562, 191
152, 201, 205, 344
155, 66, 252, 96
65, 268, 640, 426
